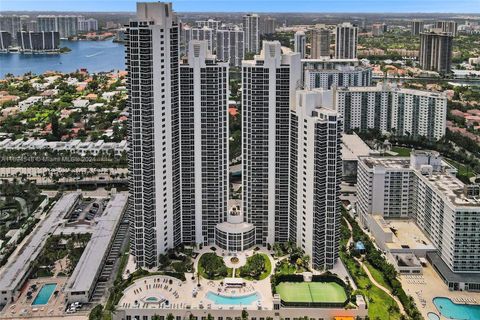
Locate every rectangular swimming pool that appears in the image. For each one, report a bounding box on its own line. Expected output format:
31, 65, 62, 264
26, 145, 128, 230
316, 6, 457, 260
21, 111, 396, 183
32, 283, 56, 306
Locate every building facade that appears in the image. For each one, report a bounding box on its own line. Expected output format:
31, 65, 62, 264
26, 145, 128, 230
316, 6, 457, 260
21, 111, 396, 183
294, 30, 306, 59
263, 17, 276, 34
0, 31, 12, 51
0, 15, 22, 40
357, 152, 480, 291
243, 14, 259, 54
290, 90, 342, 270
37, 15, 79, 38
310, 27, 331, 58
242, 41, 301, 246
411, 20, 424, 35
183, 26, 215, 53
126, 2, 181, 268
435, 20, 458, 36
335, 23, 358, 59
304, 65, 372, 90
419, 31, 453, 73
78, 17, 98, 32
335, 84, 447, 140
16, 31, 60, 51
216, 27, 244, 67
179, 40, 229, 245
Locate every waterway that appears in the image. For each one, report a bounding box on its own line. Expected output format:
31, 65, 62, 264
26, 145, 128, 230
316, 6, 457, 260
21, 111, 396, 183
0, 39, 125, 78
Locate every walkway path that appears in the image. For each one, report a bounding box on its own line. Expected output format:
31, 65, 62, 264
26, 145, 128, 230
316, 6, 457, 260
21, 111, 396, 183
343, 217, 405, 315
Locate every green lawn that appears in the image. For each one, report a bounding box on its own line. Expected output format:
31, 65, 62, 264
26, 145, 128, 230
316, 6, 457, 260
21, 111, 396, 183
445, 159, 476, 178
391, 146, 411, 157
276, 282, 348, 304
275, 260, 297, 275
364, 261, 393, 292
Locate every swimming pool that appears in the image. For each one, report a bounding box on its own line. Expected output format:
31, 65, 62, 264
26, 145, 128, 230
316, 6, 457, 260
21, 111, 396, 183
146, 297, 158, 302
32, 283, 56, 306
206, 292, 259, 305
433, 297, 480, 320
427, 312, 440, 320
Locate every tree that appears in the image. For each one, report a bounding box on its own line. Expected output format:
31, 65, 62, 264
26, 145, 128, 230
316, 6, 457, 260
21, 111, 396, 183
88, 304, 103, 320
241, 310, 249, 320
167, 313, 175, 320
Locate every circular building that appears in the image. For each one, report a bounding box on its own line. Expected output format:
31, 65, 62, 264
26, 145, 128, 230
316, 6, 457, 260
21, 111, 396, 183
215, 206, 254, 252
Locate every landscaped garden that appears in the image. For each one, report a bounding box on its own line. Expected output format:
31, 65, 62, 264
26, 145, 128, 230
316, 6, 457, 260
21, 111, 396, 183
158, 245, 195, 275
31, 233, 91, 277
198, 252, 233, 280
238, 253, 271, 280
340, 209, 423, 320
0, 180, 47, 267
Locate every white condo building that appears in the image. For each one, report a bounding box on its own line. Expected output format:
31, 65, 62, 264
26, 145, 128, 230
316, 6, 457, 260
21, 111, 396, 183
357, 152, 480, 291
0, 15, 22, 39
242, 41, 301, 246
195, 19, 220, 31
78, 17, 98, 32
290, 89, 342, 270
183, 26, 215, 52
243, 14, 259, 54
126, 2, 181, 268
334, 84, 447, 140
37, 15, 79, 38
216, 27, 245, 67
294, 30, 306, 59
335, 22, 358, 59
179, 40, 229, 245
304, 61, 372, 90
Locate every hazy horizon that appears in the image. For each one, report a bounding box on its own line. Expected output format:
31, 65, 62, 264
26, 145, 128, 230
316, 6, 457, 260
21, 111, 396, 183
1, 0, 480, 13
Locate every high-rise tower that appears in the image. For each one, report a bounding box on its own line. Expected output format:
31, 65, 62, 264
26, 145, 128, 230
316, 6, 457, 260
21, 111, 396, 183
294, 30, 306, 59
290, 89, 342, 270
126, 2, 181, 268
242, 41, 301, 246
243, 14, 259, 54
335, 22, 358, 59
179, 40, 229, 245
311, 27, 331, 58
419, 31, 453, 73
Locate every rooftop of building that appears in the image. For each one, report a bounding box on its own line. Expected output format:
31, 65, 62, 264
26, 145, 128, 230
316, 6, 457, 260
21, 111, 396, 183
374, 217, 435, 251
361, 156, 411, 169
336, 83, 447, 98
0, 192, 80, 291
360, 155, 480, 208
341, 133, 372, 161
393, 252, 422, 268
65, 193, 128, 294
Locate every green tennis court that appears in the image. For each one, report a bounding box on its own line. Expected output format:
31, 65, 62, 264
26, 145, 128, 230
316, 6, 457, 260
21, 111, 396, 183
276, 282, 348, 303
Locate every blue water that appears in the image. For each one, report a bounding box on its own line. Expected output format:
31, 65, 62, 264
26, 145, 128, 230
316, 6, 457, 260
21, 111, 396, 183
427, 312, 440, 320
32, 283, 56, 306
433, 297, 480, 320
146, 297, 158, 302
206, 291, 259, 305
0, 39, 125, 78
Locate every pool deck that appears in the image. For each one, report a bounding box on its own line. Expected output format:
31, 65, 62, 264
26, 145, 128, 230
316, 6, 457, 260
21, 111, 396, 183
400, 262, 480, 320
120, 247, 280, 311
0, 277, 70, 319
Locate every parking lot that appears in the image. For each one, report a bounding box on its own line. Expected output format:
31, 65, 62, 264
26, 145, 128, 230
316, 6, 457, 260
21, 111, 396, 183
67, 198, 107, 223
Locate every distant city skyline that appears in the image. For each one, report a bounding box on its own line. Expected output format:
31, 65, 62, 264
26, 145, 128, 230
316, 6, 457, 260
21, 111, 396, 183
1, 0, 479, 13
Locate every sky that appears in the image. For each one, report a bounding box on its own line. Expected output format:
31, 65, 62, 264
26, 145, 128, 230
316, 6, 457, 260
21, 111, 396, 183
0, 0, 479, 13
